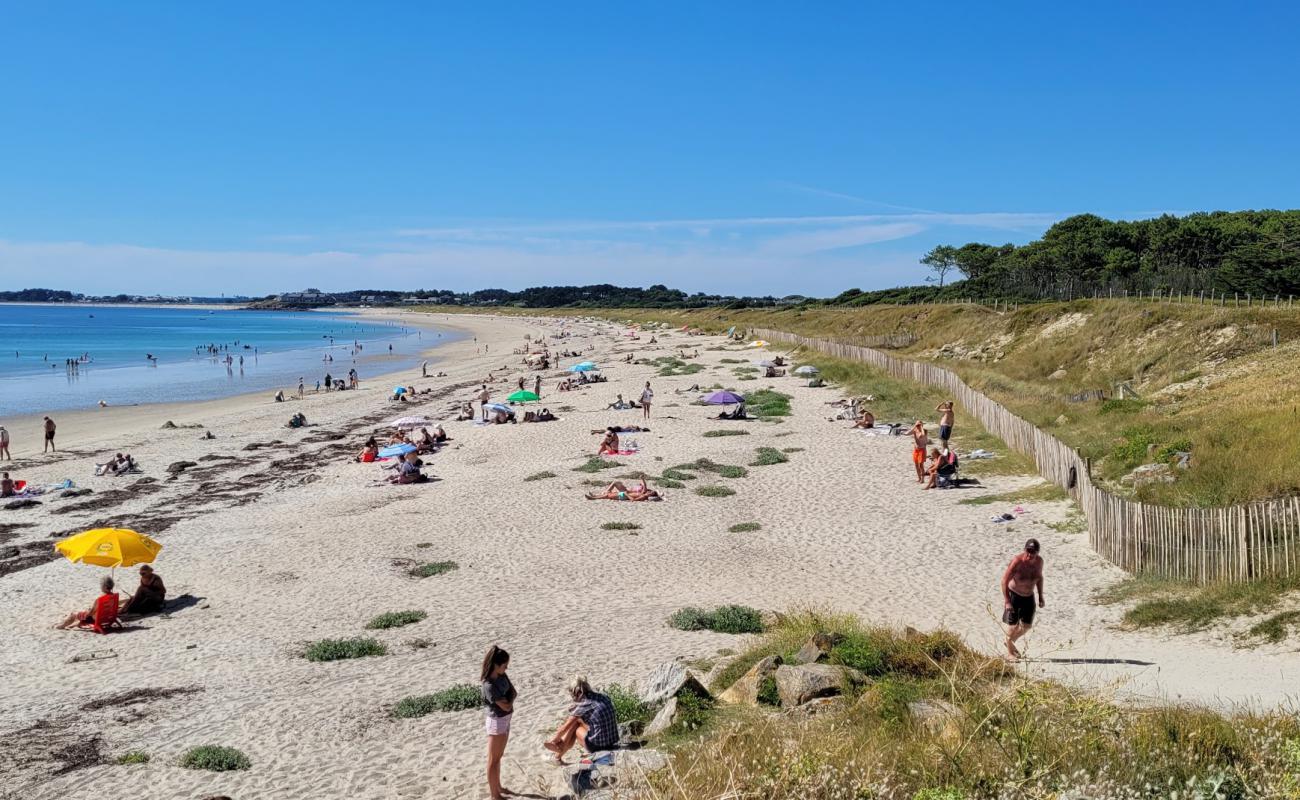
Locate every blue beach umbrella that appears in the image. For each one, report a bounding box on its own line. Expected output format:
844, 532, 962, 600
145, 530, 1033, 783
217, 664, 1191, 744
379, 443, 417, 458
702, 390, 745, 405
569, 363, 597, 372
393, 386, 407, 395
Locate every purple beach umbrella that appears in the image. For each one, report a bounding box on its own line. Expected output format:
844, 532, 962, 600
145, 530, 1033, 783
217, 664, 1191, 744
702, 390, 746, 405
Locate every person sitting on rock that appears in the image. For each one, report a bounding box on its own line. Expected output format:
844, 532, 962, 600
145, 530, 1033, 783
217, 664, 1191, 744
543, 676, 618, 763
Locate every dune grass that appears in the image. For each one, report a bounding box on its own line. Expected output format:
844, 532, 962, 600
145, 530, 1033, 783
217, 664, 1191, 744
728, 522, 762, 533
115, 751, 150, 765
179, 745, 251, 772
702, 429, 750, 437
1248, 611, 1300, 643
409, 561, 459, 578
695, 485, 736, 498
642, 609, 1300, 799
668, 605, 765, 634
304, 637, 388, 662
601, 521, 642, 531
392, 684, 482, 718
744, 388, 792, 418
365, 610, 427, 630
750, 447, 788, 466
1095, 574, 1300, 639
957, 481, 1070, 506
574, 457, 623, 473
655, 477, 686, 489
523, 470, 557, 481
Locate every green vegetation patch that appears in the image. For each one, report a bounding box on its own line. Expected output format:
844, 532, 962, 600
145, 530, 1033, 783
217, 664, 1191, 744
365, 610, 427, 630
750, 447, 789, 466
601, 521, 642, 531
180, 745, 251, 772
668, 604, 765, 634
574, 457, 623, 473
695, 485, 736, 498
702, 429, 750, 438
524, 470, 557, 481
1100, 398, 1148, 415
728, 522, 762, 533
1096, 575, 1300, 636
1247, 611, 1300, 643
115, 751, 150, 765
392, 684, 482, 718
958, 482, 1069, 506
605, 683, 654, 725
410, 561, 459, 578
781, 446, 805, 453
674, 458, 747, 478
745, 389, 792, 417
655, 478, 686, 489
304, 637, 388, 662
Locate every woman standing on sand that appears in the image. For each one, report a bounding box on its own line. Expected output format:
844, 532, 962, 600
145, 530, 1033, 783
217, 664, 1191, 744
640, 381, 653, 420
1001, 539, 1044, 660
481, 645, 515, 800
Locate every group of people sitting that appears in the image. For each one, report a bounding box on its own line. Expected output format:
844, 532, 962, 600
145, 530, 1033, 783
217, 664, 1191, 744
387, 451, 429, 484
54, 565, 167, 631
605, 394, 641, 410
94, 452, 138, 476
286, 412, 308, 429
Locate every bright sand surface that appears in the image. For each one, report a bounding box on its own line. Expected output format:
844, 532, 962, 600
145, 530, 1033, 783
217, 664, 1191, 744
2, 311, 1297, 799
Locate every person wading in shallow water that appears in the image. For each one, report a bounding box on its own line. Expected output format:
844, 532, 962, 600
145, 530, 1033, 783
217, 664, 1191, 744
1001, 538, 1044, 660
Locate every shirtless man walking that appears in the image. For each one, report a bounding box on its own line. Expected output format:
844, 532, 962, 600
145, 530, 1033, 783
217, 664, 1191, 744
908, 420, 928, 483
1001, 539, 1045, 660
936, 401, 955, 448
478, 385, 492, 421
43, 416, 57, 453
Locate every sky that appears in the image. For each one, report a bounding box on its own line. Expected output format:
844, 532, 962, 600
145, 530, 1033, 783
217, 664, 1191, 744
1, 1, 1298, 298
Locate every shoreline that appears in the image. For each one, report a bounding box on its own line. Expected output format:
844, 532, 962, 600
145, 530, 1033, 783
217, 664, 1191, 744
0, 308, 474, 457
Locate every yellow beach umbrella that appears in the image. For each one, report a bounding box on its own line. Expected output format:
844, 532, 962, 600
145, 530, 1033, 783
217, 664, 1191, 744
55, 528, 162, 568
747, 340, 769, 348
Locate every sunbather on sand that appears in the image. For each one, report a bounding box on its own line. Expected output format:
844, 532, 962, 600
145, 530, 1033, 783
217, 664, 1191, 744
95, 453, 126, 476
851, 410, 875, 429
597, 428, 619, 455
585, 479, 661, 501
121, 565, 166, 614
357, 438, 380, 463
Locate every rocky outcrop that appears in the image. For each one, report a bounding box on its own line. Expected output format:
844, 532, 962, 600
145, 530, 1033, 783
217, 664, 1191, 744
718, 655, 782, 705
794, 632, 842, 664
774, 663, 866, 707
639, 661, 710, 706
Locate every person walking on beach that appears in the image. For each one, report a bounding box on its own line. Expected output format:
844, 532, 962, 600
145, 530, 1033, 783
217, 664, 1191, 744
533, 374, 541, 399
936, 400, 955, 448
1001, 538, 1044, 660
324, 372, 332, 392
640, 381, 653, 420
478, 385, 491, 421
43, 416, 56, 453
422, 361, 428, 378
0, 425, 10, 460
481, 645, 515, 800
908, 420, 927, 483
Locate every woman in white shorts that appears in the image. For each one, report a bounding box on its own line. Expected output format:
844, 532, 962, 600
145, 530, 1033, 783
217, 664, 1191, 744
481, 645, 515, 800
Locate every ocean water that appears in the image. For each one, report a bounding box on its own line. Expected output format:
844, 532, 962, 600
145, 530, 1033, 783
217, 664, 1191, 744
0, 305, 456, 416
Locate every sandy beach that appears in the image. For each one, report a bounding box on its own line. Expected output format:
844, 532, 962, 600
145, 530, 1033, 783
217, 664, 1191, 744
2, 312, 1298, 800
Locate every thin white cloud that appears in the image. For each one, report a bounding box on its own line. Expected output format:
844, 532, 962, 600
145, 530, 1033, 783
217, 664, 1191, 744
775, 182, 942, 215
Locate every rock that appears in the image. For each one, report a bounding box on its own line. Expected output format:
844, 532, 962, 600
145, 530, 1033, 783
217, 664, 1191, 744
1123, 463, 1175, 486
908, 699, 961, 732
1054, 414, 1071, 426
166, 461, 198, 474
644, 696, 679, 737
794, 632, 842, 664
4, 499, 41, 510
718, 655, 782, 705
553, 747, 669, 798
161, 420, 177, 429
700, 654, 740, 688
1049, 368, 1068, 380
774, 663, 866, 707
639, 661, 710, 706
617, 719, 643, 743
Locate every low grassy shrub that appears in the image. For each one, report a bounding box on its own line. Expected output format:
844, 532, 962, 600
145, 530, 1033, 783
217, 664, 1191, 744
1100, 398, 1148, 414
410, 561, 459, 578
675, 458, 748, 478
524, 470, 557, 481
1248, 610, 1300, 643
574, 457, 623, 473
668, 605, 764, 634
1096, 575, 1300, 634
667, 690, 714, 734
958, 482, 1069, 506
116, 751, 150, 765
695, 485, 736, 498
745, 389, 792, 417
781, 446, 804, 453
392, 684, 482, 718
365, 610, 427, 630
660, 467, 697, 481
656, 478, 686, 489
756, 675, 780, 706
304, 637, 388, 662
601, 521, 642, 531
728, 522, 761, 533
179, 745, 251, 772
702, 429, 749, 437
605, 683, 654, 725
750, 447, 788, 466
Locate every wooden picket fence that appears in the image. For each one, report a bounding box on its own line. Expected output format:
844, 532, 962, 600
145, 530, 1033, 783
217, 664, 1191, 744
752, 328, 1300, 583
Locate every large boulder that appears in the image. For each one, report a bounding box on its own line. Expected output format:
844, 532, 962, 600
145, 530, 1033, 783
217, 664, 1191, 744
774, 663, 866, 707
639, 661, 710, 706
643, 696, 680, 737
909, 699, 964, 743
793, 632, 842, 665
718, 655, 782, 706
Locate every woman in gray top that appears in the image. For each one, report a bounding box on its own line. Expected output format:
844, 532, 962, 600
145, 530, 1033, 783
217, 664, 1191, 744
481, 645, 515, 800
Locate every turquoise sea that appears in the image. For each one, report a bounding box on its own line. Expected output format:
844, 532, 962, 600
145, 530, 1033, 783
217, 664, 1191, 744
0, 305, 455, 416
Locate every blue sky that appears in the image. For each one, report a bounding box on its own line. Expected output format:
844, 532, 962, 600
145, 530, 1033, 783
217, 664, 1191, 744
2, 1, 1297, 297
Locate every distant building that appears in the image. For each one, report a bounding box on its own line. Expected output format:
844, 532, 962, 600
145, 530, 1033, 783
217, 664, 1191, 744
274, 288, 334, 307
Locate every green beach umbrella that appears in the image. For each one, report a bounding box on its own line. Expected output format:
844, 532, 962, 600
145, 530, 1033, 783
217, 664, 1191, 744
507, 390, 540, 403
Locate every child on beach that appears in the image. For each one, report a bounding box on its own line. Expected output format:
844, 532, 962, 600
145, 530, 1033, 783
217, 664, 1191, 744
481, 645, 515, 800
